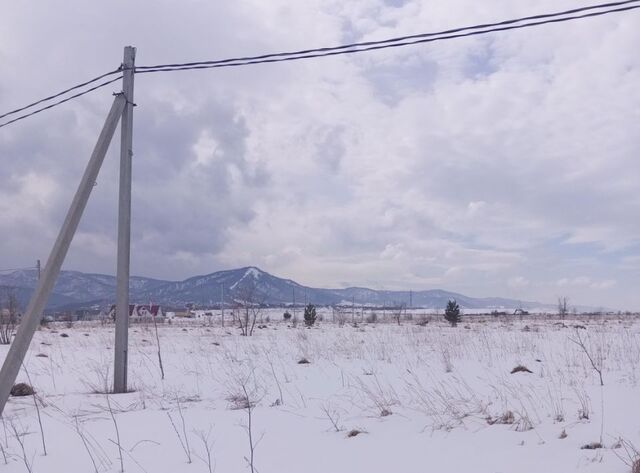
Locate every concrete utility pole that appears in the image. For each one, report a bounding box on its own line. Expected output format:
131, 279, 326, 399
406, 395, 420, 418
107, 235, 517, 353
220, 285, 224, 327
36, 260, 41, 280
114, 46, 136, 394
0, 95, 126, 416
292, 287, 296, 318
352, 295, 355, 323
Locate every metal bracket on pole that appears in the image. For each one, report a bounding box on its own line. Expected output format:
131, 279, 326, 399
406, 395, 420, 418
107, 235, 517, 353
0, 95, 126, 416
114, 46, 136, 394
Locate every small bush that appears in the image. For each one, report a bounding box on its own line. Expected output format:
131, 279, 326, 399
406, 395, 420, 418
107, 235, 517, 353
444, 300, 461, 327
298, 358, 310, 364
283, 311, 292, 321
581, 442, 603, 450
511, 365, 532, 374
10, 383, 34, 397
304, 304, 317, 327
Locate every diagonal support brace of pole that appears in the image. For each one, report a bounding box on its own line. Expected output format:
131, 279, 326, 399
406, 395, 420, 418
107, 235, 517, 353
0, 94, 126, 416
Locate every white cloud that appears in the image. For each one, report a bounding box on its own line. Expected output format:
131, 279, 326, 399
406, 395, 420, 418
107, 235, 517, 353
508, 276, 529, 288
1, 0, 639, 309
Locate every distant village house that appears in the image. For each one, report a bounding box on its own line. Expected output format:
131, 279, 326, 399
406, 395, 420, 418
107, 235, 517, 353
108, 304, 164, 319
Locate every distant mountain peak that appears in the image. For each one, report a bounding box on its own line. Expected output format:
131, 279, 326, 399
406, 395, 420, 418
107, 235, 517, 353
229, 266, 264, 290
244, 266, 263, 277
0, 266, 549, 311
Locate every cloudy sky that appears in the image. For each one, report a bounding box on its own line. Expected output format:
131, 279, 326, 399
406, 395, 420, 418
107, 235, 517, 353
1, 1, 639, 309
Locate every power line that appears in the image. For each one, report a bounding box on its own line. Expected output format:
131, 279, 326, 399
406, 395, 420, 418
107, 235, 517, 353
0, 0, 638, 129
0, 69, 122, 121
137, 0, 640, 73
0, 76, 122, 129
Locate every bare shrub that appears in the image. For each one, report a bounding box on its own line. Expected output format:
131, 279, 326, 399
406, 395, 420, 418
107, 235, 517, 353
0, 290, 18, 345
194, 428, 215, 473
487, 410, 515, 425
569, 329, 604, 386
581, 442, 603, 450
167, 398, 192, 464
440, 346, 453, 373
321, 403, 344, 432
226, 392, 253, 410
105, 394, 124, 472
10, 420, 33, 473
570, 382, 591, 421
613, 439, 640, 473
355, 374, 397, 417
240, 380, 262, 473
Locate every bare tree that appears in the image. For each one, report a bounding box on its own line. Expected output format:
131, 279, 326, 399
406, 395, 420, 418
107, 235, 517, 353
236, 284, 264, 337
0, 289, 18, 345
393, 303, 406, 326
558, 296, 569, 321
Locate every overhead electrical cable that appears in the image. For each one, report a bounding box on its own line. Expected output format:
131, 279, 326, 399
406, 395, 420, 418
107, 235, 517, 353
0, 76, 122, 129
0, 0, 638, 129
136, 0, 640, 73
0, 69, 121, 120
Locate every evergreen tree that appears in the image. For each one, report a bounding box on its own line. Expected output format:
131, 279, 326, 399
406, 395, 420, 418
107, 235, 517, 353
444, 299, 461, 327
304, 304, 317, 327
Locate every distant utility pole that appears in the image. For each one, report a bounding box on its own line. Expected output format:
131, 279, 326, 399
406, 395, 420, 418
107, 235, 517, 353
114, 46, 136, 394
0, 94, 126, 416
36, 260, 41, 280
409, 290, 412, 308
220, 284, 224, 327
292, 287, 296, 318
352, 295, 355, 323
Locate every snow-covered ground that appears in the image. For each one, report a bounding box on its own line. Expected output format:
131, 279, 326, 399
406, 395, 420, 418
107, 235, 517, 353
1, 314, 639, 473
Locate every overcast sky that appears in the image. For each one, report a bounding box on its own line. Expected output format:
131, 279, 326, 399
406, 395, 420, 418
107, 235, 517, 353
1, 1, 639, 309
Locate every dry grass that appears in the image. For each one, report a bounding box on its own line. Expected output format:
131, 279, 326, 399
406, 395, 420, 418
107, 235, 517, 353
487, 410, 515, 425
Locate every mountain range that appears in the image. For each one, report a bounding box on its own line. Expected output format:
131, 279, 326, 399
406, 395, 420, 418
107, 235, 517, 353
0, 266, 546, 311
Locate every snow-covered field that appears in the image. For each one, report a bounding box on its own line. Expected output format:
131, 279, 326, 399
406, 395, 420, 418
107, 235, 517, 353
1, 313, 639, 473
